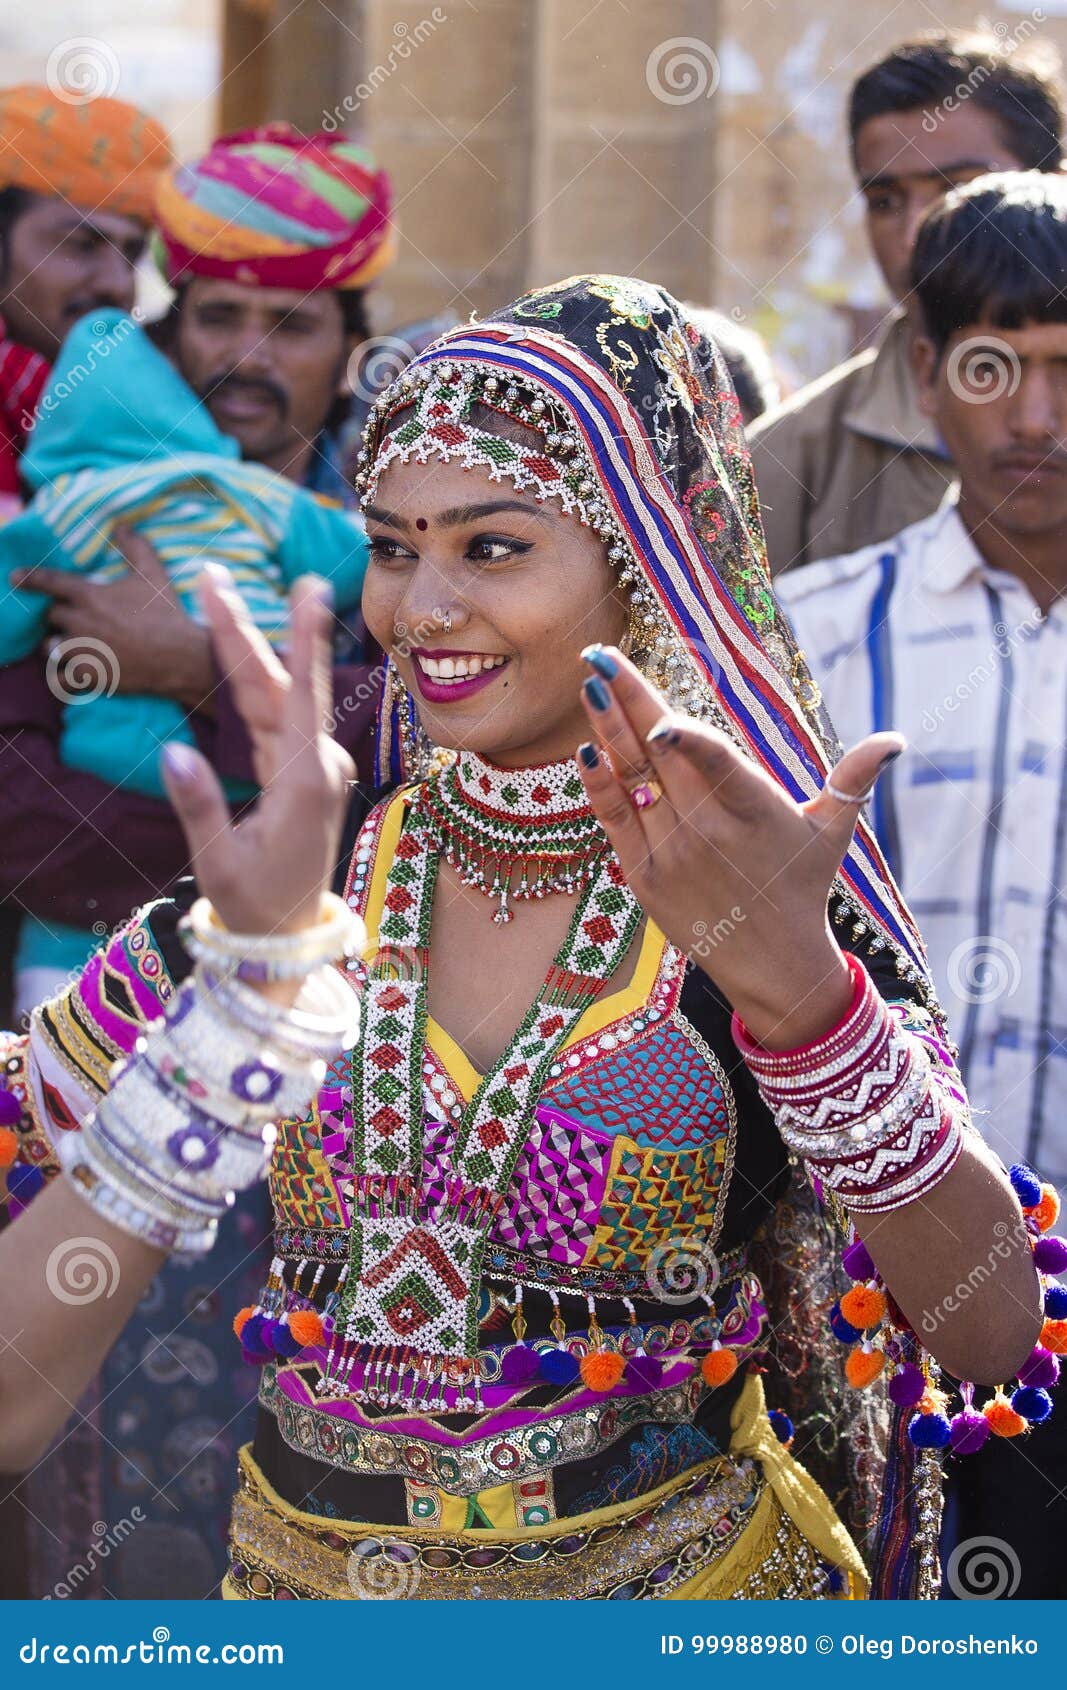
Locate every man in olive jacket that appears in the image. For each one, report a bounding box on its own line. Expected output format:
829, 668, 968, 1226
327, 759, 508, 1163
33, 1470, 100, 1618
749, 31, 1064, 574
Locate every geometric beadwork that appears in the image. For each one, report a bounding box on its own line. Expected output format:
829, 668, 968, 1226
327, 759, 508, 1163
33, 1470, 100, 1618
546, 1020, 734, 1149
589, 1136, 727, 1271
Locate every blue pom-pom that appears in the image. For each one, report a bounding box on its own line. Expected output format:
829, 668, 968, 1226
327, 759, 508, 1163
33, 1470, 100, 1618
538, 1348, 580, 1386
908, 1411, 952, 1448
1010, 1163, 1043, 1207
6, 1162, 44, 1202
1012, 1386, 1053, 1424
270, 1322, 302, 1359
239, 1315, 272, 1362
829, 1300, 862, 1345
1046, 1285, 1067, 1319
768, 1409, 794, 1445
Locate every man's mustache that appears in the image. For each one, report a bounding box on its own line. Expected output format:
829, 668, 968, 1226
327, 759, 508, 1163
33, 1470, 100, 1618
200, 369, 288, 417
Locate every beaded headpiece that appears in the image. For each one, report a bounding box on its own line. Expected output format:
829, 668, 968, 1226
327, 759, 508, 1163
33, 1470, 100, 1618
357, 274, 930, 988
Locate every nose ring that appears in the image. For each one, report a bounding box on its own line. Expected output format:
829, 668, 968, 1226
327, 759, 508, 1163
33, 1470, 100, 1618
441, 610, 453, 633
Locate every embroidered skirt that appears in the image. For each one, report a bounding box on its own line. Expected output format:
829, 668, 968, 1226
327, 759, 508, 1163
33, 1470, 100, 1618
223, 1375, 868, 1600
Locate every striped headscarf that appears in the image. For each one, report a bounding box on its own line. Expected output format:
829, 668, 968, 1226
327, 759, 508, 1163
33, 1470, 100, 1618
0, 84, 172, 221
154, 124, 396, 292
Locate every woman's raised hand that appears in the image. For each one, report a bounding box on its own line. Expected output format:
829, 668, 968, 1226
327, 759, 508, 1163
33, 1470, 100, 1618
159, 565, 355, 938
576, 646, 903, 1050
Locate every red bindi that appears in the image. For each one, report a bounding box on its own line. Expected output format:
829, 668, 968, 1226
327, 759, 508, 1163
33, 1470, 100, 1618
415, 517, 428, 531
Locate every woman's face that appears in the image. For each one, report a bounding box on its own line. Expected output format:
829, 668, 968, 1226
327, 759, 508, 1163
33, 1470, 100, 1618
362, 454, 629, 766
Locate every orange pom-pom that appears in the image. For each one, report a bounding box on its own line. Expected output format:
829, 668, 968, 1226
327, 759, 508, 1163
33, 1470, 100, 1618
1041, 1318, 1067, 1354
580, 1350, 626, 1392
701, 1346, 739, 1388
984, 1392, 1027, 1437
0, 1128, 18, 1169
232, 1306, 256, 1340
840, 1284, 888, 1330
288, 1309, 325, 1348
1027, 1184, 1061, 1232
845, 1346, 885, 1389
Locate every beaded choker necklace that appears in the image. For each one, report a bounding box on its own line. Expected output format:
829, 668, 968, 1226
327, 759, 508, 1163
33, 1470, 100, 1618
419, 752, 610, 923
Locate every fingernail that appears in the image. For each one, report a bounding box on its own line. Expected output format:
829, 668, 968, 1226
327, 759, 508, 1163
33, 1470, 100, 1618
583, 676, 611, 713
879, 747, 904, 770
308, 576, 334, 607
578, 741, 599, 769
647, 719, 681, 749
581, 644, 618, 680
162, 743, 200, 786
202, 561, 234, 588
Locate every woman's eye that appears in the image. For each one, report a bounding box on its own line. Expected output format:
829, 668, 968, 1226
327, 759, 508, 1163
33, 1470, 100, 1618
466, 536, 531, 563
368, 536, 413, 563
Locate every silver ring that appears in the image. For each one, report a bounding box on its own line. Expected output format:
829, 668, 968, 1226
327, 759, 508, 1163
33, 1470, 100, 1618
824, 776, 874, 806
441, 611, 453, 633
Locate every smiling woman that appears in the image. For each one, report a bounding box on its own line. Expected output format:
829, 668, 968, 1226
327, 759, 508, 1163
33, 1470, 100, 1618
0, 276, 1053, 1606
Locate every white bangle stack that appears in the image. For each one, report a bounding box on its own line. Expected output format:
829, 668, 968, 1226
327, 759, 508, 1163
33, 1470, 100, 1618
57, 894, 365, 1257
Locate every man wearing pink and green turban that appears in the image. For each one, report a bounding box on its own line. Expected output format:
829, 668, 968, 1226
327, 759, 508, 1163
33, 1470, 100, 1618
152, 123, 397, 496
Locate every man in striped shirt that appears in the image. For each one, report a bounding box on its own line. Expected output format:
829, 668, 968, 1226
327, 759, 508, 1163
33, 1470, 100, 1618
779, 172, 1067, 1596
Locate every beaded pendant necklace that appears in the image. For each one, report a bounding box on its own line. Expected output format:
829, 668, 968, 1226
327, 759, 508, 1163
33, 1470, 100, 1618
419, 752, 609, 923
325, 761, 643, 1403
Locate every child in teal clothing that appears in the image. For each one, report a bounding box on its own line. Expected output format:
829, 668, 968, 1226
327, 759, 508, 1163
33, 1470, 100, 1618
0, 307, 367, 797
1, 308, 368, 992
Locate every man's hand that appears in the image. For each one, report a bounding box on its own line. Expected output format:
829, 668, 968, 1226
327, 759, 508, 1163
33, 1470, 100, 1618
10, 526, 216, 712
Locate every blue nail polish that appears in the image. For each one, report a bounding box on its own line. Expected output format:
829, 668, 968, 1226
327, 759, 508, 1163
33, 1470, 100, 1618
647, 719, 681, 748
578, 741, 599, 769
584, 676, 611, 712
581, 645, 618, 680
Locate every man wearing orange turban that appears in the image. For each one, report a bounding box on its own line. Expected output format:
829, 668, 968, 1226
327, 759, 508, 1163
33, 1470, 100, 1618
0, 85, 174, 491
